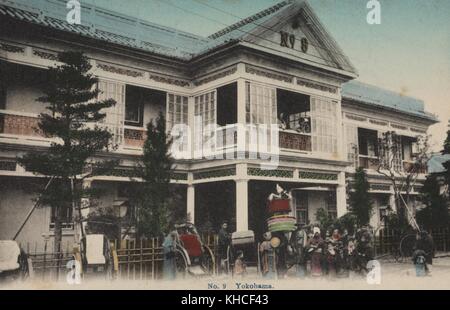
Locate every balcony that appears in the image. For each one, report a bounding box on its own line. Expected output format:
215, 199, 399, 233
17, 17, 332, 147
279, 130, 311, 152
358, 154, 380, 170
403, 160, 427, 174
0, 110, 42, 137
123, 127, 146, 148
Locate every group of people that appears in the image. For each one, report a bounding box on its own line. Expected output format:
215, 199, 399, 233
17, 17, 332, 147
259, 226, 374, 279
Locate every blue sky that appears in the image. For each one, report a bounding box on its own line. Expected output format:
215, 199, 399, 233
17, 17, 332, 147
83, 0, 450, 150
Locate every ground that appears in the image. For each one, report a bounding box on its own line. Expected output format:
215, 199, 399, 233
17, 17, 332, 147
1, 257, 450, 290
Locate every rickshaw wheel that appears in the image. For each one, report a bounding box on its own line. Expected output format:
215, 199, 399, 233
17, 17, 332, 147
200, 245, 215, 275
175, 249, 188, 278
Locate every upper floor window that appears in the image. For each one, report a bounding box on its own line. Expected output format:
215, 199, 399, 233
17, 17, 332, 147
125, 85, 145, 127
358, 128, 378, 157
277, 89, 310, 133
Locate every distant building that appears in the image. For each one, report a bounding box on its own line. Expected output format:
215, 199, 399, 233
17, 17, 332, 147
0, 0, 438, 249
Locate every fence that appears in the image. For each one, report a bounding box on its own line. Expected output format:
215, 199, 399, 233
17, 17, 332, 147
111, 234, 219, 280
21, 240, 73, 281
374, 228, 450, 258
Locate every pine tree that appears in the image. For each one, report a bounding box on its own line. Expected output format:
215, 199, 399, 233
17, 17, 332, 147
131, 111, 174, 238
443, 130, 450, 189
18, 51, 117, 253
349, 167, 373, 227
417, 175, 449, 230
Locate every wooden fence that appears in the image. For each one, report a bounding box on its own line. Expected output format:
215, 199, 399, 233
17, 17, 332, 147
20, 240, 73, 281
19, 228, 449, 280
111, 234, 219, 280
374, 228, 450, 258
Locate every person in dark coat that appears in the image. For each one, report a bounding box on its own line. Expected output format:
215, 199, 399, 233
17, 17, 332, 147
218, 222, 231, 274
414, 231, 434, 275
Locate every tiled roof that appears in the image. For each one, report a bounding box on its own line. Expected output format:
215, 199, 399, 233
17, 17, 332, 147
0, 0, 437, 121
428, 154, 450, 174
342, 81, 438, 122
0, 0, 209, 60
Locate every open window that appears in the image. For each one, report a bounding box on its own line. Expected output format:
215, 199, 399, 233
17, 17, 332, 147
358, 128, 379, 169
125, 85, 146, 127
217, 82, 237, 126
276, 89, 310, 133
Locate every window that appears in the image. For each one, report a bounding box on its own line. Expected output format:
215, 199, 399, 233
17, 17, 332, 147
358, 128, 378, 157
98, 80, 125, 146
310, 97, 338, 154
167, 93, 188, 132
217, 83, 237, 126
246, 82, 277, 125
327, 192, 337, 219
50, 205, 73, 230
277, 89, 310, 133
125, 85, 144, 126
293, 191, 308, 226
194, 91, 216, 153
401, 136, 417, 161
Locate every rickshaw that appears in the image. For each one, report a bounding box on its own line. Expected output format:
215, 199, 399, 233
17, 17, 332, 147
226, 230, 258, 276
78, 234, 113, 279
172, 222, 215, 276
0, 240, 29, 281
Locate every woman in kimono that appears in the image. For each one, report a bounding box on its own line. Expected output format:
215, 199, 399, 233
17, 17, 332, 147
290, 227, 308, 278
162, 231, 177, 280
308, 227, 324, 277
259, 232, 276, 279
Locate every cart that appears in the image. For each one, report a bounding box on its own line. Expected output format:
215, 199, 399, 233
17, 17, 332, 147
226, 230, 259, 276
0, 240, 28, 281
79, 234, 113, 279
173, 222, 215, 277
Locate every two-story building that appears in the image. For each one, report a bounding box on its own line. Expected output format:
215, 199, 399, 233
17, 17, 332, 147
0, 0, 438, 250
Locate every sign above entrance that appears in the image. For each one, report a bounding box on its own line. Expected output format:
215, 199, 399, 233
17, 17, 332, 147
279, 31, 308, 53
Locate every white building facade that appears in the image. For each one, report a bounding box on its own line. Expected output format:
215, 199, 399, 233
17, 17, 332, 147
0, 0, 437, 249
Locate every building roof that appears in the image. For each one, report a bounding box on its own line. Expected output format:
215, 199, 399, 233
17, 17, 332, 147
428, 153, 450, 174
0, 0, 437, 121
342, 81, 438, 122
0, 0, 356, 73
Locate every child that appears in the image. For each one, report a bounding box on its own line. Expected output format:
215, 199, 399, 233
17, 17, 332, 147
233, 250, 247, 277
412, 249, 427, 277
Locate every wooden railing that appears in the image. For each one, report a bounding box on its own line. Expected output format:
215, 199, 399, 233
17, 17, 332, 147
279, 130, 311, 152
358, 155, 379, 170
0, 110, 42, 137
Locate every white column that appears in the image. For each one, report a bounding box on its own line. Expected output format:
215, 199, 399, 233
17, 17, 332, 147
235, 163, 248, 231
187, 185, 195, 224
236, 180, 249, 231
187, 172, 195, 223
336, 171, 347, 218
389, 190, 396, 212
236, 77, 247, 158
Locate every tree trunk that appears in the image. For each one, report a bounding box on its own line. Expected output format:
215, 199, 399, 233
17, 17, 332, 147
53, 206, 63, 280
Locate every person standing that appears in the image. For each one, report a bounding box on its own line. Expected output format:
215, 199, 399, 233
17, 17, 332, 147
218, 221, 231, 274
162, 231, 177, 280
414, 231, 434, 275
308, 227, 324, 277
260, 232, 276, 279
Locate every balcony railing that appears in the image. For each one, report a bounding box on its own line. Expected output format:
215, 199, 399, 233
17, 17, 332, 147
403, 160, 427, 174
123, 127, 146, 148
358, 154, 380, 170
0, 110, 42, 137
279, 130, 311, 152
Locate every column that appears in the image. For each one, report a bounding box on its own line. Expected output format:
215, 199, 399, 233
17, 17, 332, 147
235, 163, 248, 231
336, 171, 347, 218
236, 77, 247, 158
389, 189, 396, 212
236, 180, 248, 231
187, 185, 195, 224
187, 172, 195, 223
